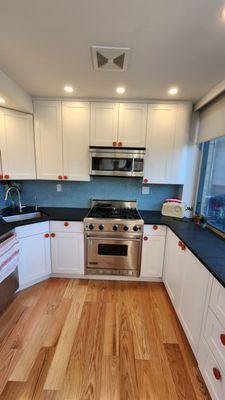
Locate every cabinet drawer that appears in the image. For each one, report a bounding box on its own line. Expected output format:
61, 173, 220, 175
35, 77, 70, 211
143, 225, 166, 236
198, 338, 225, 400
205, 309, 225, 375
210, 278, 225, 328
16, 221, 49, 238
50, 221, 83, 233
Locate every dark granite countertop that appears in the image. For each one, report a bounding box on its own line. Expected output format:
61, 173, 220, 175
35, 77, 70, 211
0, 207, 224, 288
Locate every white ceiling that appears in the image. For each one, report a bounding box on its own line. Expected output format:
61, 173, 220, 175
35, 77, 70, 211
0, 0, 225, 102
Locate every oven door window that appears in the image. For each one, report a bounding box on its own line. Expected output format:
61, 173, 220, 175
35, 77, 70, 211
92, 157, 133, 172
98, 243, 128, 256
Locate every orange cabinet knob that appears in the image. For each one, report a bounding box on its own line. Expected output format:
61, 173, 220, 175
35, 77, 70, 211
118, 141, 122, 147
44, 233, 49, 238
113, 141, 117, 147
144, 236, 148, 241
220, 334, 225, 346
58, 175, 62, 180
153, 225, 158, 230
144, 178, 148, 183
4, 174, 9, 180
0, 174, 3, 179
64, 176, 68, 180
51, 233, 55, 238
181, 244, 186, 251
64, 222, 69, 227
178, 241, 183, 247
213, 367, 221, 380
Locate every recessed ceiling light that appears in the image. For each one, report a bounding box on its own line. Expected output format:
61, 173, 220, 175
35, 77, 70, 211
116, 87, 126, 94
0, 97, 6, 104
64, 85, 74, 93
221, 6, 225, 20
168, 87, 179, 95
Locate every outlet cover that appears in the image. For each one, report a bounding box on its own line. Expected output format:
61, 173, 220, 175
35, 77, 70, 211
56, 184, 62, 192
142, 186, 150, 195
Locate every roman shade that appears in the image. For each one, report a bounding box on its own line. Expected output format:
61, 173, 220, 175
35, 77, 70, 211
198, 94, 225, 143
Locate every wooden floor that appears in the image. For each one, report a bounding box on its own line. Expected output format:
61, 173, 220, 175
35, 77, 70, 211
0, 278, 210, 400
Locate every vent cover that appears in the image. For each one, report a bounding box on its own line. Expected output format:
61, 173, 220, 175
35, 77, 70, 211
91, 46, 130, 72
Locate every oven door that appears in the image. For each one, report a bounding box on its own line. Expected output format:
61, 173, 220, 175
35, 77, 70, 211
86, 236, 140, 272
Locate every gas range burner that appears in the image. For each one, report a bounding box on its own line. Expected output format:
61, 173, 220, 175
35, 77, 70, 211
88, 206, 141, 220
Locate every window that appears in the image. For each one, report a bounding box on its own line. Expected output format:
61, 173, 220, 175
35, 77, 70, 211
196, 135, 225, 234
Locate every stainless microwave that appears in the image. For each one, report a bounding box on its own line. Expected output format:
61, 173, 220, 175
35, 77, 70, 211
90, 147, 145, 177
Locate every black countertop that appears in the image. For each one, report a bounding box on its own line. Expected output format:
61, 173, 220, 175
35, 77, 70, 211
0, 207, 225, 288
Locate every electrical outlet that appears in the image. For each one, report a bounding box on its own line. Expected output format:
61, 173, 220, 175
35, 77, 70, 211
142, 186, 150, 195
56, 184, 62, 192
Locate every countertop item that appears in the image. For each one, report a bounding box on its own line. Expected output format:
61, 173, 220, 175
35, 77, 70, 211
0, 207, 224, 288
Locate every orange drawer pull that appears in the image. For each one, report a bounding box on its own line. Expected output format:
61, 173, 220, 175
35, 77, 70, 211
144, 236, 148, 241
153, 225, 158, 230
51, 233, 55, 238
64, 176, 68, 180
4, 174, 9, 179
58, 175, 62, 180
113, 141, 117, 147
143, 178, 148, 183
64, 222, 69, 227
220, 333, 225, 346
44, 233, 49, 238
213, 367, 221, 380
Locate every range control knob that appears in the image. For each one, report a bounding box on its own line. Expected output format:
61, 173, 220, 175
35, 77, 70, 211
123, 225, 129, 231
99, 224, 104, 230
133, 225, 139, 232
89, 224, 94, 230
113, 225, 118, 231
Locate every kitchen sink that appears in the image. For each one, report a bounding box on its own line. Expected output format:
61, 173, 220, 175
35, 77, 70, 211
2, 212, 47, 223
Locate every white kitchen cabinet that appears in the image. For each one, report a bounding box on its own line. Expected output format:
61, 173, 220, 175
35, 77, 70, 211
62, 102, 90, 181
143, 102, 191, 184
0, 108, 36, 180
34, 100, 63, 180
50, 221, 84, 275
141, 225, 166, 278
118, 103, 147, 148
90, 102, 119, 147
16, 222, 51, 289
163, 228, 184, 307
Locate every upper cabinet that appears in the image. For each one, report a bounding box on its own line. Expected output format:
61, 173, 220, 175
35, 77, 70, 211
90, 102, 119, 147
143, 102, 192, 184
34, 101, 63, 180
34, 100, 90, 181
90, 102, 147, 148
0, 108, 36, 180
62, 102, 90, 181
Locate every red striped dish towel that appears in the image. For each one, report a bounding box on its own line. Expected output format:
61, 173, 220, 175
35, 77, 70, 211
0, 233, 19, 283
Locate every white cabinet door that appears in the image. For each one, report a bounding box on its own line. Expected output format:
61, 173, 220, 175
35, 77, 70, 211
18, 230, 51, 289
141, 235, 165, 278
163, 228, 184, 308
178, 248, 210, 355
90, 102, 119, 146
0, 108, 35, 180
62, 102, 90, 181
51, 232, 84, 274
118, 103, 147, 147
144, 104, 177, 183
34, 101, 63, 180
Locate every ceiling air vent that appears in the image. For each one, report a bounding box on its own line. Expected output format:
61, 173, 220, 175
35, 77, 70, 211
91, 46, 130, 72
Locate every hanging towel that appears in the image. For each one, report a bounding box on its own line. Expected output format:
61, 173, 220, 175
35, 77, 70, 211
0, 233, 19, 283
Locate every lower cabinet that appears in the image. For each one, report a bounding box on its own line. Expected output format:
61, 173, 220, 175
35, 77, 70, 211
16, 222, 51, 289
50, 221, 84, 275
141, 225, 166, 278
163, 228, 210, 355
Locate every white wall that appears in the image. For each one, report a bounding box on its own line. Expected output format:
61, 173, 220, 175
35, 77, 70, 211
0, 69, 33, 113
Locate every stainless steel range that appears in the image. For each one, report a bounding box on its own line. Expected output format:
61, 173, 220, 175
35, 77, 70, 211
84, 200, 143, 277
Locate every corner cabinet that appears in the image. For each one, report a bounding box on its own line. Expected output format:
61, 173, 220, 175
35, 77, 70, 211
163, 228, 210, 355
143, 102, 192, 184
0, 108, 36, 180
34, 100, 90, 181
90, 102, 147, 148
16, 222, 51, 290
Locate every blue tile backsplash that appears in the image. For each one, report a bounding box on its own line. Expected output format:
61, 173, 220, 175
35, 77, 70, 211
0, 177, 181, 211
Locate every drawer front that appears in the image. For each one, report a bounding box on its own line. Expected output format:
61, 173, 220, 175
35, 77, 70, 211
205, 309, 225, 375
198, 338, 225, 400
143, 225, 167, 236
50, 221, 83, 233
16, 221, 49, 238
210, 278, 225, 328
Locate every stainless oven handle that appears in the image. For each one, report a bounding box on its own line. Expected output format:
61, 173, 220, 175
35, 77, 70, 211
85, 236, 140, 241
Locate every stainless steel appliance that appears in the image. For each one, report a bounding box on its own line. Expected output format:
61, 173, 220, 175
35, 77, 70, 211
90, 147, 145, 177
84, 200, 143, 276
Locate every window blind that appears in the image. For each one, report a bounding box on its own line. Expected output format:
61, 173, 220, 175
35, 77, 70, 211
198, 94, 225, 143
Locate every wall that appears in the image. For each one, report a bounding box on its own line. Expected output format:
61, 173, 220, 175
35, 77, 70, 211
0, 178, 181, 211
